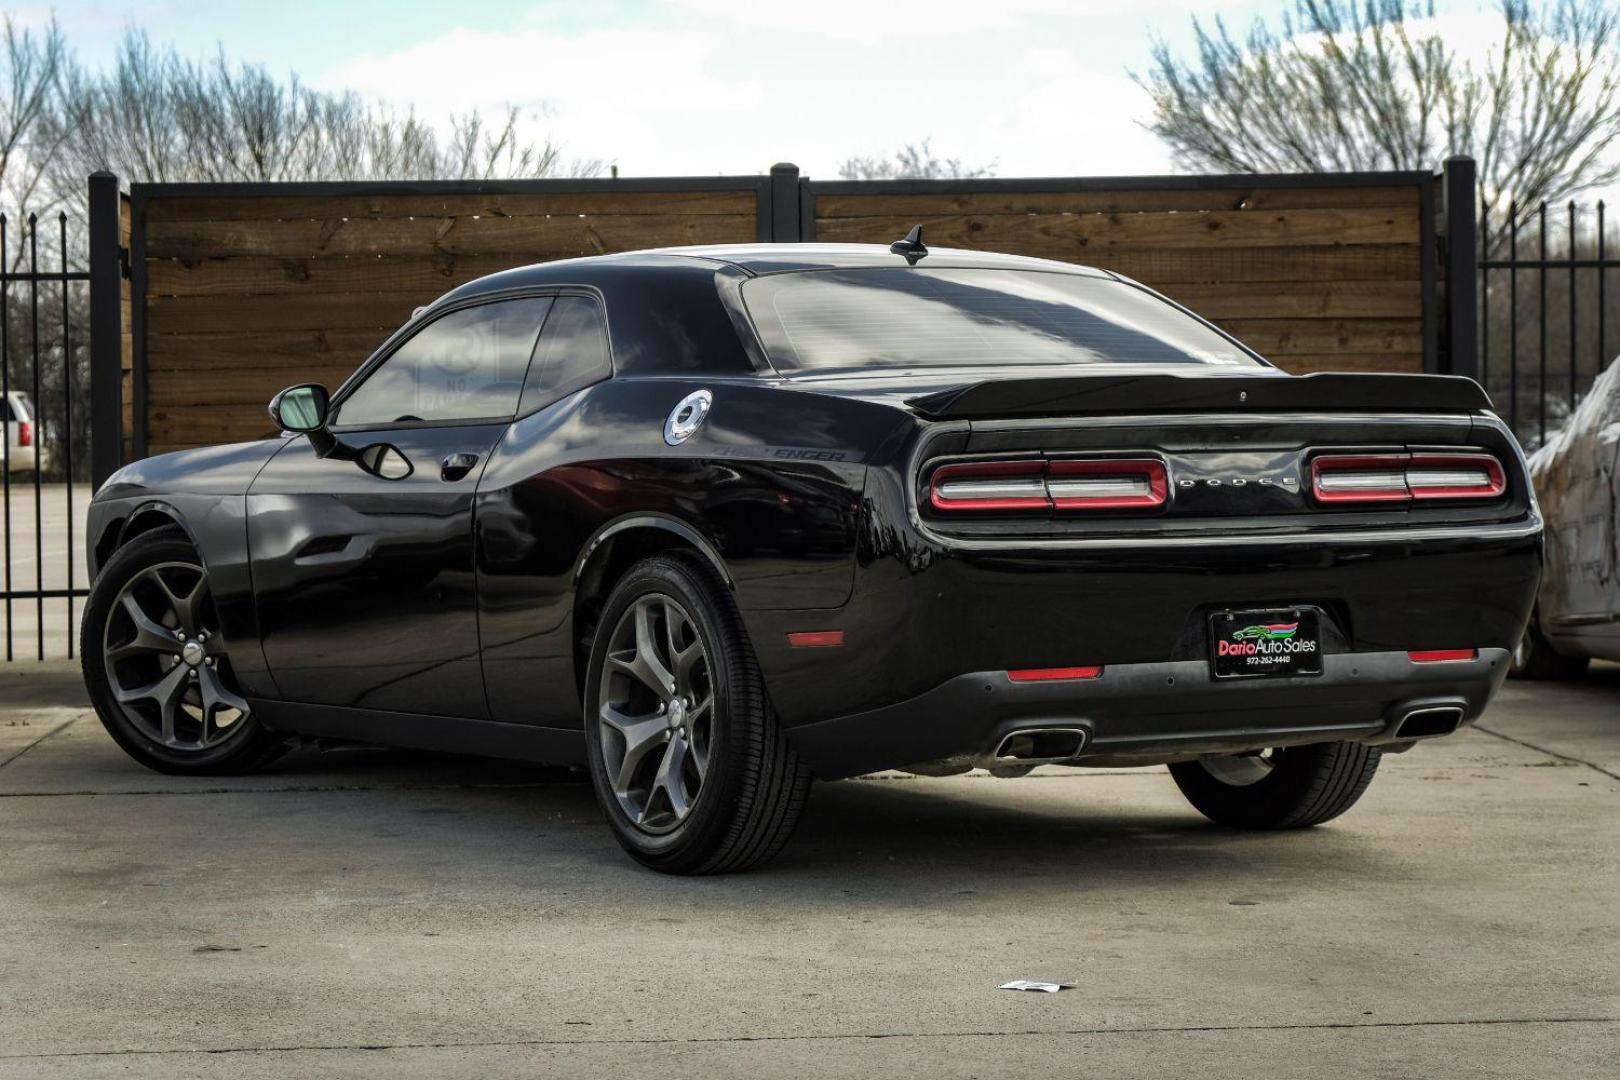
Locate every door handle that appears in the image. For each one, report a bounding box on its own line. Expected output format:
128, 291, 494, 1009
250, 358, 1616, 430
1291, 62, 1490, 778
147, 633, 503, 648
440, 452, 479, 482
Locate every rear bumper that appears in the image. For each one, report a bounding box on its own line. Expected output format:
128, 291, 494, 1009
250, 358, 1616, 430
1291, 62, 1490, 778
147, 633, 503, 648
786, 648, 1510, 779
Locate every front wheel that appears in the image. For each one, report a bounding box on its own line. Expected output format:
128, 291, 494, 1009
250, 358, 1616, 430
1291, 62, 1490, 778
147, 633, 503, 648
1169, 741, 1381, 829
582, 554, 812, 874
81, 528, 288, 775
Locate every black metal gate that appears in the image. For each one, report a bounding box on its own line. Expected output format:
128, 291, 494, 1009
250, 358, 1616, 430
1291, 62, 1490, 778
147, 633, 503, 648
1, 211, 89, 660
1480, 198, 1620, 449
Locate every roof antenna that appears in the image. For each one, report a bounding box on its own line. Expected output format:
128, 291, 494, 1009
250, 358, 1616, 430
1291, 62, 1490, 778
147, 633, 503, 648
889, 224, 928, 265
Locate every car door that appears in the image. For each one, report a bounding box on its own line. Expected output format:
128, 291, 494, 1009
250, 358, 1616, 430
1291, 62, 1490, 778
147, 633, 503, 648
473, 295, 616, 725
247, 296, 552, 717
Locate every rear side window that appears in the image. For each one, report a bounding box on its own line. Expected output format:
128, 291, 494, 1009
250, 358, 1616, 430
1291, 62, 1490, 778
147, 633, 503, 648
338, 297, 551, 426
519, 296, 612, 415
741, 268, 1260, 372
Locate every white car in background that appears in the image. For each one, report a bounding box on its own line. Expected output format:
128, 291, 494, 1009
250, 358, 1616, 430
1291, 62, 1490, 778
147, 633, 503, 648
1512, 357, 1620, 678
2, 390, 54, 477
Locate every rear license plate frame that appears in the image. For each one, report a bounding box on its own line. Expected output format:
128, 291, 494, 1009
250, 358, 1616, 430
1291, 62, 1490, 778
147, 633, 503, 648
1209, 607, 1323, 680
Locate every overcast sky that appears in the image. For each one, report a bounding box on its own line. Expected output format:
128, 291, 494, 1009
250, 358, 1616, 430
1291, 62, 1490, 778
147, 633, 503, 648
35, 0, 1494, 179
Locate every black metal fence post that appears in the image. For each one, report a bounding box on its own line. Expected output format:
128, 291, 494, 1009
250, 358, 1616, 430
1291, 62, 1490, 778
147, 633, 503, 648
88, 172, 124, 491
1442, 157, 1479, 383
769, 163, 800, 242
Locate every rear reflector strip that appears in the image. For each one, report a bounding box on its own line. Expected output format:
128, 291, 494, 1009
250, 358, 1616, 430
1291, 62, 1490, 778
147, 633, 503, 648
1311, 452, 1506, 505
1007, 666, 1103, 682
930, 457, 1168, 513
788, 630, 845, 648
1407, 649, 1478, 663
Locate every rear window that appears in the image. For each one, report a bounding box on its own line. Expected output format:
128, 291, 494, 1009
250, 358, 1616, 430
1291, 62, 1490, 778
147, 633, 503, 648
741, 268, 1261, 372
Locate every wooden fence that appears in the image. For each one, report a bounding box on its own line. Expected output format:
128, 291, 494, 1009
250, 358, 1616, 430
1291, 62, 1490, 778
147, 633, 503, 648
87, 162, 1478, 472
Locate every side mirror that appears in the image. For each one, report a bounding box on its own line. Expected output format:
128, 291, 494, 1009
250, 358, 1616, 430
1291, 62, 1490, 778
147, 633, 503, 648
269, 384, 330, 433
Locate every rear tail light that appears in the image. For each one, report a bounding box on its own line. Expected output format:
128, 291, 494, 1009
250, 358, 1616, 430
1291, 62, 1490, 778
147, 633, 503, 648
1311, 452, 1505, 505
930, 458, 1167, 514
17, 421, 31, 447
1047, 459, 1168, 510
929, 460, 1049, 512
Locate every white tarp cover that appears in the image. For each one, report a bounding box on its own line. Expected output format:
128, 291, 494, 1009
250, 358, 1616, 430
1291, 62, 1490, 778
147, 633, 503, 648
1528, 357, 1620, 630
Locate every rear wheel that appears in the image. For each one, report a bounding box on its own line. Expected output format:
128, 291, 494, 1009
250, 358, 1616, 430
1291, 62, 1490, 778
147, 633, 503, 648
1169, 741, 1381, 829
583, 554, 811, 874
1510, 614, 1589, 680
81, 528, 287, 775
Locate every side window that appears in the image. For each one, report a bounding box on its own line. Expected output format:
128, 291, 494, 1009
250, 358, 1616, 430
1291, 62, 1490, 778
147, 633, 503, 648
519, 296, 612, 415
337, 297, 552, 426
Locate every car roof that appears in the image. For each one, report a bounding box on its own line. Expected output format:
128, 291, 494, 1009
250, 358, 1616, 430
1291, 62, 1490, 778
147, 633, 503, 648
442, 244, 1111, 300
632, 243, 1113, 277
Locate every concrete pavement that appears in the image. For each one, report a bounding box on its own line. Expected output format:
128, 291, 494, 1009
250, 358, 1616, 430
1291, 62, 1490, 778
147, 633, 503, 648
0, 661, 1616, 1078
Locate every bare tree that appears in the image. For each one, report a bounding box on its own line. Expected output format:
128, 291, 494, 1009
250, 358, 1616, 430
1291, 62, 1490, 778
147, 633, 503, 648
1140, 0, 1620, 222
0, 16, 69, 266
41, 30, 594, 195
839, 139, 995, 180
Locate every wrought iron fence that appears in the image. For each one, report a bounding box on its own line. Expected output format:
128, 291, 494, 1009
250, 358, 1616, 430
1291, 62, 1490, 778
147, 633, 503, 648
1479, 199, 1620, 451
1, 211, 90, 660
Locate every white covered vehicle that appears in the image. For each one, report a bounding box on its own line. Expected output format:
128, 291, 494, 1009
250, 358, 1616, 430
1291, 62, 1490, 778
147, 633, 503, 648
1513, 357, 1620, 677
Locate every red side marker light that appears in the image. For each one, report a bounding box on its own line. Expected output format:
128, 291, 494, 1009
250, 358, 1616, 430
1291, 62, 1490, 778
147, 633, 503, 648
788, 630, 844, 648
1007, 666, 1103, 682
1407, 649, 1477, 663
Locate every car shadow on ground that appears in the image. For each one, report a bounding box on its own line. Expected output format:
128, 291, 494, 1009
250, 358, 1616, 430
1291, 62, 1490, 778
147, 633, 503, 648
229, 740, 1403, 905
21, 659, 1569, 896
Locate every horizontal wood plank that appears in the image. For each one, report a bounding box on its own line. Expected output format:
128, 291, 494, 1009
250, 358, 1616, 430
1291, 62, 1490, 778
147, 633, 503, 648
1264, 352, 1425, 374
148, 366, 358, 407
815, 184, 1420, 218
149, 292, 421, 335
1154, 280, 1421, 319
813, 208, 1420, 252
147, 329, 386, 372
1214, 317, 1423, 356
1095, 245, 1422, 283
146, 213, 756, 259
145, 189, 757, 222
148, 405, 282, 448
147, 254, 539, 298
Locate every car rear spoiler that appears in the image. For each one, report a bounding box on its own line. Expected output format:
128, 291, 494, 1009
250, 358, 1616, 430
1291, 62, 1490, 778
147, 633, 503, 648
906, 372, 1493, 420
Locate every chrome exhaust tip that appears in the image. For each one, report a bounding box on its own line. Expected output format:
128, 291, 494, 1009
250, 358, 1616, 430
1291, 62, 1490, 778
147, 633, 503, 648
1394, 704, 1465, 740
991, 727, 1089, 766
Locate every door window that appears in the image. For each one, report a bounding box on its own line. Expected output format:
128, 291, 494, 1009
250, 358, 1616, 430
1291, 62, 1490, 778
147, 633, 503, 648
519, 296, 612, 415
338, 297, 552, 426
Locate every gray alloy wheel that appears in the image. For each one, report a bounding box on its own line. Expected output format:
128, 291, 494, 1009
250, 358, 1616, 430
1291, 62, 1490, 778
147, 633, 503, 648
101, 559, 251, 752
581, 553, 813, 874
596, 592, 714, 835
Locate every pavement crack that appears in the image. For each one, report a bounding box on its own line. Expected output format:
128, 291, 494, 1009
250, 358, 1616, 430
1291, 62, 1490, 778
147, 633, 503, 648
1472, 723, 1620, 782
1, 1016, 1613, 1061
0, 715, 80, 771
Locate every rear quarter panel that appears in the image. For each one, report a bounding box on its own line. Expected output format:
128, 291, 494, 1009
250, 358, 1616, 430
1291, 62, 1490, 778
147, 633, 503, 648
473, 377, 913, 726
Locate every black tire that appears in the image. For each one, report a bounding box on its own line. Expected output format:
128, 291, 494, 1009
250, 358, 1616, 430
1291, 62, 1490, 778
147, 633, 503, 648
1509, 614, 1589, 680
81, 527, 289, 776
582, 553, 811, 874
1169, 741, 1381, 829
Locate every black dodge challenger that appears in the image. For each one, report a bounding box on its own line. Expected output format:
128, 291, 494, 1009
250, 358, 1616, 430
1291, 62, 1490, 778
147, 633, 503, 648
81, 237, 1542, 873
